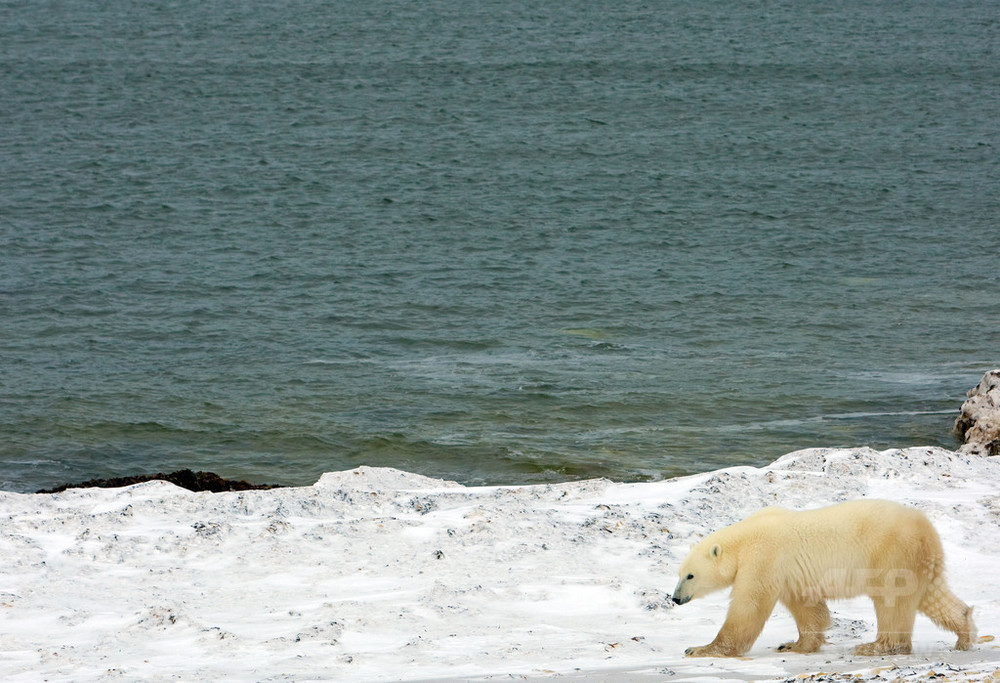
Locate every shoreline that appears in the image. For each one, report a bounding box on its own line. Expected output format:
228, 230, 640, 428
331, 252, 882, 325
27, 369, 997, 497
2, 371, 998, 681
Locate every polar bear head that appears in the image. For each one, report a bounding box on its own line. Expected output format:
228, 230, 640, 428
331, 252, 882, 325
672, 537, 737, 605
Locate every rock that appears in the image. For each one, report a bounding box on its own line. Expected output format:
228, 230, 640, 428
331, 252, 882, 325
955, 369, 1000, 456
37, 469, 284, 494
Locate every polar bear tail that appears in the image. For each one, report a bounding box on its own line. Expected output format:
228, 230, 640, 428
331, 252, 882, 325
918, 566, 977, 650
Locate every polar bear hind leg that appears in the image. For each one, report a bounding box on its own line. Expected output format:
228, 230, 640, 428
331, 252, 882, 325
777, 597, 830, 653
854, 593, 919, 656
919, 573, 977, 650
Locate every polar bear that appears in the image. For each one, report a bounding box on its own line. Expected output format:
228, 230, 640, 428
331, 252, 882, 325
671, 500, 976, 657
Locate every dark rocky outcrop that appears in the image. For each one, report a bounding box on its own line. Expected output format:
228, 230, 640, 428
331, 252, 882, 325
37, 469, 284, 494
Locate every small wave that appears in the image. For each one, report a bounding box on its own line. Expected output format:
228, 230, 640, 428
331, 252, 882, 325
302, 356, 373, 366
820, 409, 956, 420
585, 409, 958, 438
709, 409, 957, 434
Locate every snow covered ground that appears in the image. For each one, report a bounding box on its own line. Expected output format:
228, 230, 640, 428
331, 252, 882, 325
2, 447, 999, 682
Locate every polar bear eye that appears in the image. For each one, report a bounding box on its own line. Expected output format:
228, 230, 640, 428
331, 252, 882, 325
686, 573, 694, 580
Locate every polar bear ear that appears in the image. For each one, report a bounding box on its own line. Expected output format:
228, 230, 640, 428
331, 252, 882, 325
710, 544, 722, 558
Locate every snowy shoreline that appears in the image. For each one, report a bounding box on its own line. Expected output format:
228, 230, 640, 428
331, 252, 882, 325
2, 445, 999, 682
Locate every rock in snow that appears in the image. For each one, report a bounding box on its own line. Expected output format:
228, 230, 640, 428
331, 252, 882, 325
956, 369, 1000, 457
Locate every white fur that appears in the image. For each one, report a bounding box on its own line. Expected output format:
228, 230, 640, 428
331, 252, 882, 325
673, 500, 976, 657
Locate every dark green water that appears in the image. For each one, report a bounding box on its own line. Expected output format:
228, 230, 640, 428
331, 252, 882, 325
2, 0, 998, 492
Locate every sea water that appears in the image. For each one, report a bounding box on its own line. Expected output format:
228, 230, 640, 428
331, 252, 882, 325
1, 0, 998, 492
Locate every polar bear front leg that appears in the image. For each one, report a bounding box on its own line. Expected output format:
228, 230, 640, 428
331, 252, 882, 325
686, 587, 778, 657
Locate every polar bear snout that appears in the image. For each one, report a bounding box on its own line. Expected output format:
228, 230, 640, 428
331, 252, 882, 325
672, 577, 694, 605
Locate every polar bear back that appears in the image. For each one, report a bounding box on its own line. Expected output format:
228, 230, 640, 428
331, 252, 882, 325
723, 500, 942, 601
